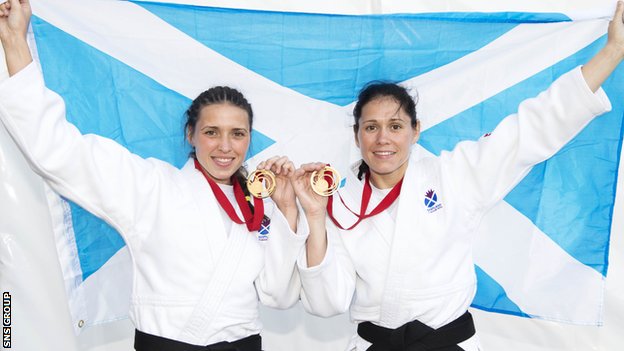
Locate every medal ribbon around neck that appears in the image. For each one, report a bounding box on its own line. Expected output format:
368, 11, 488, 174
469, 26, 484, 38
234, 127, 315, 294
194, 158, 264, 232
327, 172, 403, 230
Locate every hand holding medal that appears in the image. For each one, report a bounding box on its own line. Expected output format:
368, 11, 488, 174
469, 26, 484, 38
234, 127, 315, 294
255, 155, 296, 202
246, 169, 276, 198
310, 165, 341, 196
290, 162, 332, 219
292, 161, 402, 229
195, 156, 298, 232
255, 156, 299, 232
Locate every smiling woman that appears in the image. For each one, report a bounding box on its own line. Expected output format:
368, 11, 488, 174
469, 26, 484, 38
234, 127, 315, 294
353, 84, 421, 189
291, 3, 624, 351
185, 86, 253, 185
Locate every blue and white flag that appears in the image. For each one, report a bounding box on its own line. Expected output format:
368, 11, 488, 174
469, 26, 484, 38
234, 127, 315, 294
28, 0, 623, 332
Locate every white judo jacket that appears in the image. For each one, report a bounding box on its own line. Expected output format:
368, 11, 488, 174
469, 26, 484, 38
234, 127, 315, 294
0, 63, 308, 346
298, 67, 612, 351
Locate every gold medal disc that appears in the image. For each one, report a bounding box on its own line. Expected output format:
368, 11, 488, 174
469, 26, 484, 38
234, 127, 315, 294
247, 169, 276, 198
310, 166, 340, 196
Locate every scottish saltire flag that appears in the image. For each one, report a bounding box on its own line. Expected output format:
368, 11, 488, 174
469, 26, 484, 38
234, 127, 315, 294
28, 0, 623, 332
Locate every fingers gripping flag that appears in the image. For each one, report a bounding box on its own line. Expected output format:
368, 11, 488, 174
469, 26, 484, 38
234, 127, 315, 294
28, 0, 624, 331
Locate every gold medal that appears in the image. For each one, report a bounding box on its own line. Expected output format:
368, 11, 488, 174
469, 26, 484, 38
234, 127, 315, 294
310, 166, 341, 196
246, 169, 276, 199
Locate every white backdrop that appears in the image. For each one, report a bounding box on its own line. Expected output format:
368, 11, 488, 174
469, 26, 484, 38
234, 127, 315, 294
1, 1, 624, 350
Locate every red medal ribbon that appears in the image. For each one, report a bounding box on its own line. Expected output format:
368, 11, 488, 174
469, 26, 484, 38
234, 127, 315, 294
327, 172, 403, 230
194, 159, 264, 232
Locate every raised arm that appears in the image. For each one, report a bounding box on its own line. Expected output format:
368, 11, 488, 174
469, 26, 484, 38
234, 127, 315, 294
291, 162, 356, 317
253, 156, 308, 308
291, 162, 330, 267
0, 0, 171, 239
581, 1, 624, 92
0, 0, 32, 75
442, 5, 622, 214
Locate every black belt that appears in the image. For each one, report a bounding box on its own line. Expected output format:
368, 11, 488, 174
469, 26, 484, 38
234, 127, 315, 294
134, 330, 262, 351
357, 311, 475, 351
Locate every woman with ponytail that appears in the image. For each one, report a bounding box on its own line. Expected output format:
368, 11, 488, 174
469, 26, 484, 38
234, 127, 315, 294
291, 3, 624, 351
0, 1, 306, 350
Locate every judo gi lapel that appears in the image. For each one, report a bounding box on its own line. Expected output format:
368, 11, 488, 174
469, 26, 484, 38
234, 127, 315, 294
180, 160, 253, 343
179, 222, 251, 344
185, 159, 228, 266
378, 152, 423, 326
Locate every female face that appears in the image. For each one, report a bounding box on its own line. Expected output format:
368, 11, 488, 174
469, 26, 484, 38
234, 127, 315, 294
355, 97, 420, 188
187, 103, 251, 185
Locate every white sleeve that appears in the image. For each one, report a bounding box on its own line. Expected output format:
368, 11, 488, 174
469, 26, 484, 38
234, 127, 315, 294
0, 62, 168, 239
255, 206, 308, 309
441, 66, 612, 214
297, 223, 356, 317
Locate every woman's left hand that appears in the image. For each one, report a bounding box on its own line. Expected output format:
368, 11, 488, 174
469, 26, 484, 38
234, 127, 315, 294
581, 1, 624, 92
256, 156, 298, 230
607, 1, 624, 59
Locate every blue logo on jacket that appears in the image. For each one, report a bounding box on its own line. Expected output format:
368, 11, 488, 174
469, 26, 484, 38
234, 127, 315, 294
424, 189, 443, 213
258, 217, 271, 240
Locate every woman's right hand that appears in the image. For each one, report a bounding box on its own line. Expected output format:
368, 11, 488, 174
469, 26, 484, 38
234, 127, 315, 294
0, 0, 31, 41
0, 0, 33, 76
292, 162, 333, 267
291, 162, 330, 219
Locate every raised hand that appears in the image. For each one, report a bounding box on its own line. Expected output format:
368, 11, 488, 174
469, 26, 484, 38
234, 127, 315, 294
607, 1, 624, 58
291, 162, 332, 267
256, 156, 298, 231
0, 0, 33, 76
581, 1, 624, 92
0, 0, 31, 41
291, 162, 330, 219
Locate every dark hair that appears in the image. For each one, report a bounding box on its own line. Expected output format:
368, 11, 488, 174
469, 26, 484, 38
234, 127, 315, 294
185, 86, 253, 138
352, 82, 419, 180
185, 86, 258, 212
